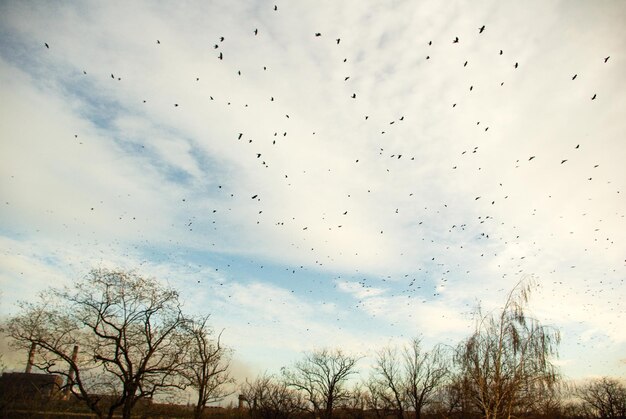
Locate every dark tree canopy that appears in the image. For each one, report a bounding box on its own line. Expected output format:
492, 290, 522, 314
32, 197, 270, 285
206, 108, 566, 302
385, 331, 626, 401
577, 377, 626, 419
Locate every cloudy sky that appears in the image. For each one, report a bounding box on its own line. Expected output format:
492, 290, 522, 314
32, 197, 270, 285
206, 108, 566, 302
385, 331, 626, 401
1, 0, 625, 383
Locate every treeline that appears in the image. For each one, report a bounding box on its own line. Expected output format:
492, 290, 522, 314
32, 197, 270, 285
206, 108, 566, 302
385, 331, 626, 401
1, 269, 625, 419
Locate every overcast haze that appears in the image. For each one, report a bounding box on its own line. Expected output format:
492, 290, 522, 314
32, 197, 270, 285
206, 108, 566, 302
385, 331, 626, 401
1, 1, 625, 383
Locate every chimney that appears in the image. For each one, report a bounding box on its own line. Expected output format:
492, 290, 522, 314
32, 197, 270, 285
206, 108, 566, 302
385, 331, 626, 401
25, 342, 36, 373
64, 345, 79, 398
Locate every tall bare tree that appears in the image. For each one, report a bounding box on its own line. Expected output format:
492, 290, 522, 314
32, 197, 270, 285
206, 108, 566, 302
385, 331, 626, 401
455, 279, 561, 419
370, 339, 449, 419
181, 316, 234, 419
370, 345, 408, 419
577, 377, 626, 419
5, 268, 189, 419
404, 339, 450, 419
282, 348, 360, 419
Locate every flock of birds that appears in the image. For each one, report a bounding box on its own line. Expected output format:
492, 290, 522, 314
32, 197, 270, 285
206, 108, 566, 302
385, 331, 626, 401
23, 3, 623, 354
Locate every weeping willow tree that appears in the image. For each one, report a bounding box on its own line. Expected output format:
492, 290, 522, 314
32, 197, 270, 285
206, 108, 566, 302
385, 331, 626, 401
456, 279, 561, 419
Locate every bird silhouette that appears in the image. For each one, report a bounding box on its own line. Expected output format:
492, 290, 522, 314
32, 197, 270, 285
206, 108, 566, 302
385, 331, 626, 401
591, 94, 596, 100
572, 74, 577, 80
604, 56, 610, 63
254, 29, 258, 35
45, 42, 49, 48
514, 62, 519, 68
453, 36, 459, 43
479, 25, 485, 33
336, 38, 340, 44
315, 33, 321, 37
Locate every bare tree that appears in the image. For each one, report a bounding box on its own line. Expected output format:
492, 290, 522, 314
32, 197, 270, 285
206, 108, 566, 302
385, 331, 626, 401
404, 339, 450, 419
282, 348, 360, 419
365, 376, 396, 419
241, 373, 307, 419
5, 268, 189, 419
455, 279, 561, 419
369, 339, 449, 419
370, 345, 408, 419
577, 377, 626, 419
181, 315, 234, 419
430, 373, 475, 419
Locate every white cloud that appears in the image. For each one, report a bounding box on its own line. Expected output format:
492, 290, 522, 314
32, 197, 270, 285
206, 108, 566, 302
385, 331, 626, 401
1, 0, 625, 381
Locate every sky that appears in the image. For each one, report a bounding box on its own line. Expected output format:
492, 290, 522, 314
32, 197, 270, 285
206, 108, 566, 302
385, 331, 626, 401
0, 0, 625, 385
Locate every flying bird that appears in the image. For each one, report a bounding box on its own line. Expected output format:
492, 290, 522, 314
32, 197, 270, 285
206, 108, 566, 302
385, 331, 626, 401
499, 49, 503, 55
218, 52, 223, 60
274, 5, 277, 11
479, 25, 485, 33
220, 36, 224, 42
351, 93, 356, 98
572, 74, 577, 80
315, 33, 321, 37
336, 38, 340, 44
514, 62, 519, 68
44, 42, 49, 48
561, 159, 568, 164
591, 93, 596, 100
453, 36, 459, 43
604, 56, 610, 63
251, 195, 258, 199
157, 40, 160, 44
529, 156, 535, 161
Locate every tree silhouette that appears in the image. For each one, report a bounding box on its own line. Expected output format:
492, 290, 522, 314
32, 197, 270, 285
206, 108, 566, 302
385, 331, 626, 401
5, 269, 189, 419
